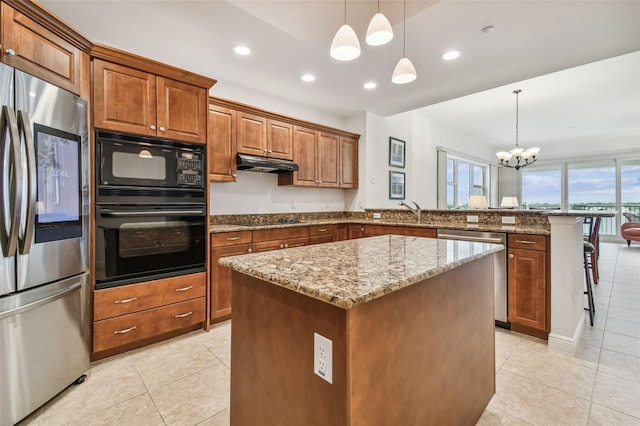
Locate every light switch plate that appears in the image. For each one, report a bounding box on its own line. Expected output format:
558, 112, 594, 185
502, 216, 516, 225
467, 215, 479, 223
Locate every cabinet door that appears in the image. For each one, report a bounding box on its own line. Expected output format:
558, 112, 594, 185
365, 225, 391, 237
237, 112, 267, 156
309, 235, 334, 245
508, 248, 547, 331
211, 243, 252, 321
157, 77, 207, 144
340, 136, 358, 188
93, 60, 156, 136
267, 119, 293, 160
1, 4, 82, 95
335, 224, 348, 241
292, 126, 318, 186
252, 240, 284, 253
317, 132, 339, 187
208, 105, 237, 182
283, 237, 309, 249
349, 225, 366, 239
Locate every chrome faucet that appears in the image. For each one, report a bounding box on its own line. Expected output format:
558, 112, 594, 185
398, 201, 422, 222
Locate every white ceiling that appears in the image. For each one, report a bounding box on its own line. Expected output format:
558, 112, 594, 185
40, 0, 640, 155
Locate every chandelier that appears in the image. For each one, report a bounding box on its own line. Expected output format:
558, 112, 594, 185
496, 89, 540, 170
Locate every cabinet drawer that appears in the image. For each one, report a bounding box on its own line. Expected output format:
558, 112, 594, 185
253, 226, 309, 242
283, 237, 308, 249
310, 224, 335, 236
93, 297, 205, 353
94, 272, 206, 321
252, 240, 284, 253
309, 234, 334, 245
508, 234, 547, 251
397, 227, 437, 238
365, 225, 391, 236
212, 231, 252, 247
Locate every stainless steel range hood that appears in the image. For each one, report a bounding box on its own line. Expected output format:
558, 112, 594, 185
236, 154, 299, 173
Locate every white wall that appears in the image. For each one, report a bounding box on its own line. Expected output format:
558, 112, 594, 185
209, 82, 358, 215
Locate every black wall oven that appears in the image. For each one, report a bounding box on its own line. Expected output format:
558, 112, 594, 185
94, 131, 207, 289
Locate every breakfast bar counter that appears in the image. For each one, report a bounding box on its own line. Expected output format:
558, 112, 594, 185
220, 235, 503, 425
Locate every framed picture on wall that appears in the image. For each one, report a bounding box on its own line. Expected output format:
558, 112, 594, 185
389, 137, 405, 168
389, 171, 406, 200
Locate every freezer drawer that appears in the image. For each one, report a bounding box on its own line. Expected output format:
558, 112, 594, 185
0, 273, 90, 425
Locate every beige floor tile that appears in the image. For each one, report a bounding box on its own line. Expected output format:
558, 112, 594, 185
148, 363, 230, 426
198, 408, 230, 426
588, 403, 640, 425
609, 294, 640, 311
606, 317, 640, 339
582, 327, 605, 347
602, 331, 640, 357
133, 339, 221, 391
608, 306, 640, 324
592, 371, 640, 418
476, 408, 531, 425
501, 347, 597, 399
598, 349, 640, 383
42, 356, 146, 425
488, 370, 590, 425
200, 321, 232, 368
66, 394, 164, 426
574, 342, 601, 365
15, 406, 44, 426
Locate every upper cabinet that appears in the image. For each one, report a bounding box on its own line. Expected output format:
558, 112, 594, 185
339, 136, 358, 188
93, 59, 208, 144
208, 103, 237, 182
0, 1, 91, 96
236, 112, 293, 160
91, 45, 216, 144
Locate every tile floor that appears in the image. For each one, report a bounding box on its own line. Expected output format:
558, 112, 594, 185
18, 242, 640, 426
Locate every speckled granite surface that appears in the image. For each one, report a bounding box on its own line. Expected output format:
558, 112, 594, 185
219, 235, 504, 309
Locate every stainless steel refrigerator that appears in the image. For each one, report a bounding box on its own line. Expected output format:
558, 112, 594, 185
0, 63, 90, 426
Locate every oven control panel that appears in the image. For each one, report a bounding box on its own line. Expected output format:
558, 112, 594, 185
177, 154, 203, 186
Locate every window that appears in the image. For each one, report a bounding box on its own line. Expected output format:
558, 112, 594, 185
621, 159, 640, 222
521, 165, 561, 210
445, 156, 489, 208
568, 161, 616, 235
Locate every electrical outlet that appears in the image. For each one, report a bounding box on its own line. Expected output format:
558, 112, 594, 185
373, 212, 382, 219
502, 216, 516, 225
314, 332, 332, 384
467, 215, 479, 223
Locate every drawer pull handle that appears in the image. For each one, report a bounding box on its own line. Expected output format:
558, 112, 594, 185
114, 297, 138, 304
175, 311, 193, 318
114, 326, 137, 334
515, 240, 536, 244
226, 236, 241, 241
318, 228, 327, 232
175, 286, 193, 292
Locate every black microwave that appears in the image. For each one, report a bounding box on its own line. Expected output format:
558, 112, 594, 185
96, 131, 205, 204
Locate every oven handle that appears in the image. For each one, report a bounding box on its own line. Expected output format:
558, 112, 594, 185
99, 209, 206, 218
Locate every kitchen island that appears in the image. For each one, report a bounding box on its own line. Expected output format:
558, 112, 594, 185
220, 235, 504, 425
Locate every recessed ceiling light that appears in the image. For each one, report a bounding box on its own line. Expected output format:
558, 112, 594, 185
233, 45, 251, 56
301, 74, 315, 82
442, 50, 461, 61
363, 81, 377, 90
481, 26, 495, 34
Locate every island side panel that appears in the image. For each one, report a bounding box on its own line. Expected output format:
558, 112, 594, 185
230, 271, 348, 426
346, 255, 496, 426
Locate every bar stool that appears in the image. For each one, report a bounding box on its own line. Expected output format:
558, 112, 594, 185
583, 241, 596, 326
584, 216, 601, 284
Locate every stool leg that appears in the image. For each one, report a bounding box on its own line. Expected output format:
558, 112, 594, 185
584, 252, 595, 326
591, 250, 599, 284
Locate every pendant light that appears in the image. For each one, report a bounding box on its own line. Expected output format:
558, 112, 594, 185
330, 0, 361, 61
392, 0, 416, 84
496, 90, 540, 171
366, 0, 393, 46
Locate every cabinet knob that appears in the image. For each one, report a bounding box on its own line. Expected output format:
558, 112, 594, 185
268, 150, 273, 153
279, 244, 284, 249
248, 248, 252, 253
509, 254, 514, 259
284, 243, 289, 248
5, 49, 16, 56
159, 126, 166, 132
233, 174, 237, 177
264, 149, 268, 152
150, 124, 156, 130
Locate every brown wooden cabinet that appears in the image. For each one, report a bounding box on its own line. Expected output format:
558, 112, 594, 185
210, 231, 252, 322
267, 119, 293, 160
349, 224, 367, 239
92, 273, 206, 354
339, 136, 358, 188
309, 225, 335, 245
252, 227, 309, 252
317, 132, 339, 187
208, 104, 237, 182
335, 224, 348, 241
93, 59, 207, 144
0, 2, 89, 95
236, 112, 293, 160
507, 234, 550, 338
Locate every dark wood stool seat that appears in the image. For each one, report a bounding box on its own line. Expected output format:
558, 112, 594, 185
583, 241, 596, 326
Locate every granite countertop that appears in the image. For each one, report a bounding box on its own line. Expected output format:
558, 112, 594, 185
210, 218, 550, 235
219, 235, 504, 309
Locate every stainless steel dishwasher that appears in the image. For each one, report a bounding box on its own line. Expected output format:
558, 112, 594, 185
437, 229, 509, 329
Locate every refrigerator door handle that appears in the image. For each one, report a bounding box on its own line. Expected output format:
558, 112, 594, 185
0, 105, 23, 257
17, 110, 36, 255
0, 282, 81, 320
